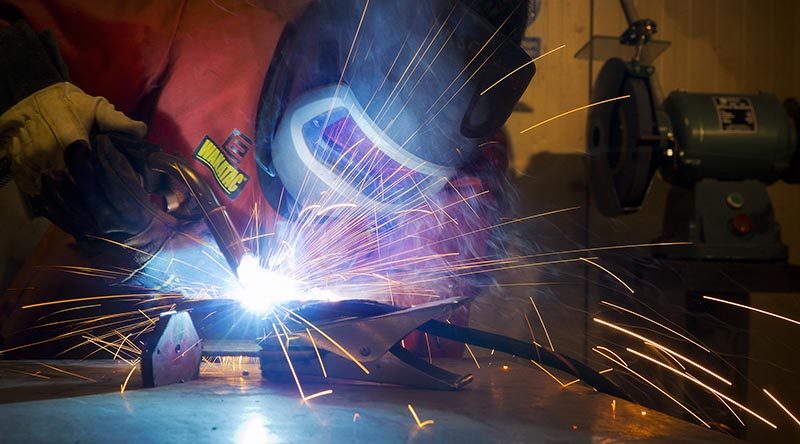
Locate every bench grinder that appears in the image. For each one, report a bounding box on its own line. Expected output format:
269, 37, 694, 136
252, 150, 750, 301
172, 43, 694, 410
583, 3, 799, 261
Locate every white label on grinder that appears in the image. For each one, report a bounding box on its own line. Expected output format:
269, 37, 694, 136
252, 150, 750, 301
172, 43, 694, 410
713, 96, 757, 132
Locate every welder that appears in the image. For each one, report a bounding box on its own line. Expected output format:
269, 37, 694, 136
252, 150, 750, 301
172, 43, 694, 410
0, 0, 534, 356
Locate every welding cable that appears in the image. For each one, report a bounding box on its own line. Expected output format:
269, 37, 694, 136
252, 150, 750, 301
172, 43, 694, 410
418, 319, 631, 400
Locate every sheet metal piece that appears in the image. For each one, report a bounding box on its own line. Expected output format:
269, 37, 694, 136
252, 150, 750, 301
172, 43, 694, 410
141, 311, 202, 388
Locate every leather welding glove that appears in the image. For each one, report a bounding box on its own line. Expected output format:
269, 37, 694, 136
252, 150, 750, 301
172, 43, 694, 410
1, 82, 147, 196
0, 20, 147, 196
43, 133, 232, 293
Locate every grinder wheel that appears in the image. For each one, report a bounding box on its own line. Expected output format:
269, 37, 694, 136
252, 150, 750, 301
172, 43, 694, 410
783, 98, 800, 183
587, 58, 662, 216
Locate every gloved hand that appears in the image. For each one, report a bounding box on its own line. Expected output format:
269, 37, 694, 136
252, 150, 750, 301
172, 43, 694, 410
42, 133, 232, 292
1, 82, 147, 196
0, 20, 147, 196
45, 134, 178, 255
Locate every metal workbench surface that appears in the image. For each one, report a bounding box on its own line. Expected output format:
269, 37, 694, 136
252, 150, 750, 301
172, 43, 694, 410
0, 358, 736, 443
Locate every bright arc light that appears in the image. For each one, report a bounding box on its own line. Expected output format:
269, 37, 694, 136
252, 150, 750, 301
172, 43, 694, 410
235, 255, 299, 313
233, 254, 340, 314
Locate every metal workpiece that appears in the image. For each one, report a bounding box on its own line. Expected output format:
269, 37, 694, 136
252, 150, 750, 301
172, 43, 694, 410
0, 359, 738, 443
141, 311, 202, 388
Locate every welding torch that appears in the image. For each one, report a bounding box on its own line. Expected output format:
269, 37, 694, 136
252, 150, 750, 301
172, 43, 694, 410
144, 152, 247, 276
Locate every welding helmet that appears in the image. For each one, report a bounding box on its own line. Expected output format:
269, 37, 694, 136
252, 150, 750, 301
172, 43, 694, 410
255, 0, 534, 219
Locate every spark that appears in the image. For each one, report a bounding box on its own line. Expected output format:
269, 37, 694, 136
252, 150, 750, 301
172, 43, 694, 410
403, 43, 503, 147
424, 333, 433, 364
407, 404, 435, 428
594, 318, 732, 386
763, 389, 800, 428
530, 296, 554, 351
271, 322, 306, 400
520, 95, 631, 133
317, 203, 358, 216
480, 44, 566, 96
172, 339, 202, 362
627, 347, 776, 429
600, 301, 711, 353
445, 319, 480, 369
370, 7, 457, 122
482, 281, 567, 288
592, 347, 627, 368
530, 360, 568, 387
523, 314, 542, 350
82, 339, 136, 366
465, 343, 481, 369
303, 389, 334, 402
655, 347, 687, 371
5, 368, 51, 379
599, 368, 614, 375
580, 258, 634, 293
21, 293, 181, 309
34, 304, 102, 322
138, 309, 157, 326
326, 0, 370, 124
425, 2, 520, 112
113, 333, 133, 360
277, 306, 370, 375
40, 265, 129, 279
394, 207, 581, 258
120, 364, 137, 394
518, 241, 693, 261
39, 363, 96, 382
702, 296, 800, 326
713, 392, 746, 427
593, 349, 711, 428
306, 328, 328, 378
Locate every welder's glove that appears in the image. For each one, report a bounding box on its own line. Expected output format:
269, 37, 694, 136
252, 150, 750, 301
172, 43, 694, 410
39, 133, 230, 292
48, 135, 177, 253
1, 82, 147, 196
0, 20, 147, 196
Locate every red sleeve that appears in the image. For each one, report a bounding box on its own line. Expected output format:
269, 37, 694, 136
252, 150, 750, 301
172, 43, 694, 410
0, 0, 185, 116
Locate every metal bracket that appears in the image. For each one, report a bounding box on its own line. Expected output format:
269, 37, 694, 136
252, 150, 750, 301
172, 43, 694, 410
141, 311, 202, 388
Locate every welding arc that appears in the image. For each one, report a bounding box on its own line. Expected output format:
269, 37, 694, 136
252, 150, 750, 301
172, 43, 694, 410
418, 320, 630, 401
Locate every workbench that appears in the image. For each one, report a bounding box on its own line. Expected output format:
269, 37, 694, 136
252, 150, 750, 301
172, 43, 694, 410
0, 358, 737, 443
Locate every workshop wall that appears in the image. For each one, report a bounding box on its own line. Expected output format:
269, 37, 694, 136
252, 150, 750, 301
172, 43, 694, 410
506, 0, 800, 263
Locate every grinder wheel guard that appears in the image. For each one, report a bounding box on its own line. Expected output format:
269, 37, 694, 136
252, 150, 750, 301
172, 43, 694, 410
587, 58, 663, 216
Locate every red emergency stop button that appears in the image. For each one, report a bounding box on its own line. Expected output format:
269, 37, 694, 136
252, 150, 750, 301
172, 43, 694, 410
731, 214, 753, 235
